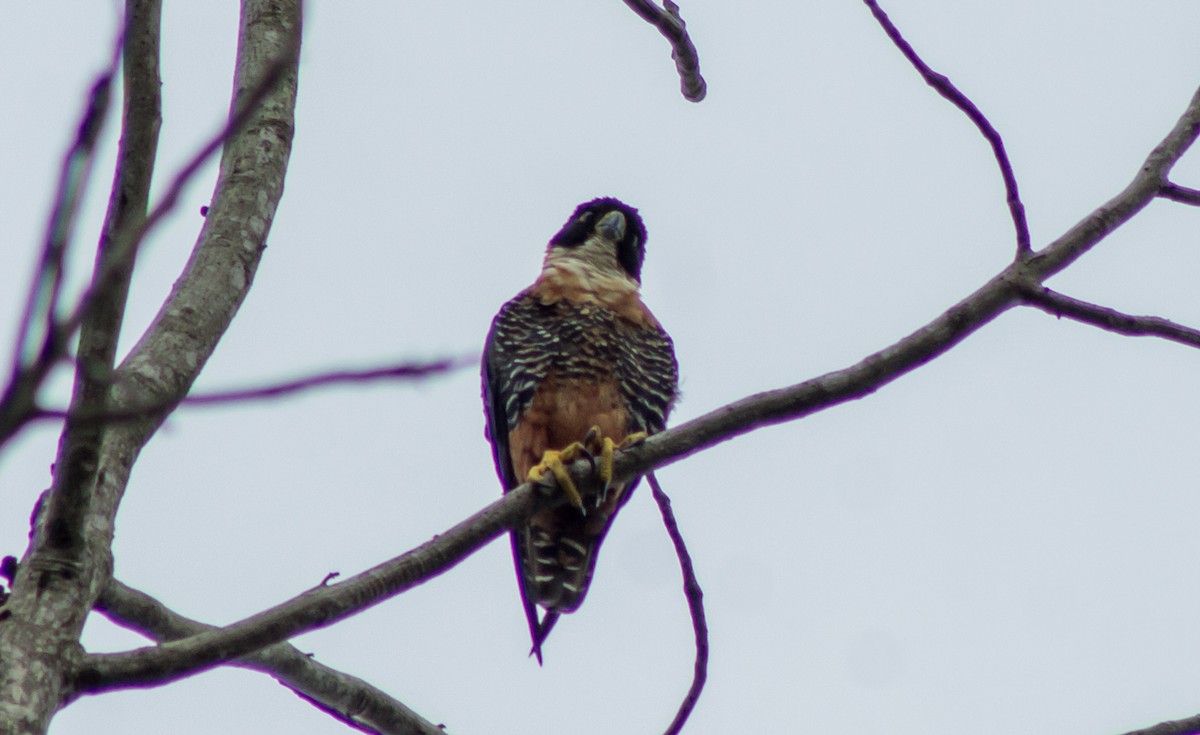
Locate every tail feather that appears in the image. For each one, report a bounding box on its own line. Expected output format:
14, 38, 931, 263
512, 479, 639, 661
529, 612, 560, 664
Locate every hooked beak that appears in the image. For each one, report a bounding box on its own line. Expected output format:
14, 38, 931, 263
596, 210, 626, 242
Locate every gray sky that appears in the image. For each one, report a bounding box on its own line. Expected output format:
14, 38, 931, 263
4, 1, 1200, 733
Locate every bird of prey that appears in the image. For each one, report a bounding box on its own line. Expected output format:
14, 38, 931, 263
482, 197, 679, 662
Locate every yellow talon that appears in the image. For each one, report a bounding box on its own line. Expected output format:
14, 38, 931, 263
528, 443, 588, 512
597, 431, 648, 503
530, 429, 651, 511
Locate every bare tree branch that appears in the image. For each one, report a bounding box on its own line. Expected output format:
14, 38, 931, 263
11, 45, 120, 377
0, 45, 122, 450
0, 1, 303, 730
82, 0, 163, 393
1160, 182, 1200, 206
622, 0, 707, 102
648, 472, 707, 735
94, 580, 444, 735
74, 481, 540, 691
0, 7, 148, 732
60, 42, 298, 349
0, 6, 298, 453
863, 0, 1031, 256
34, 0, 166, 600
31, 357, 472, 425
1117, 714, 1200, 735
1021, 286, 1200, 349
70, 79, 1200, 693
180, 357, 471, 405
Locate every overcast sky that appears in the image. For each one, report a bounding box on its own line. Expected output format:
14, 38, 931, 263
4, 2, 1200, 734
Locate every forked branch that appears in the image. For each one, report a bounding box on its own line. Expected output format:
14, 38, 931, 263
95, 580, 443, 735
1021, 286, 1200, 349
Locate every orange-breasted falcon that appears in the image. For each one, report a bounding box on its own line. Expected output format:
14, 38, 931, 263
482, 197, 678, 662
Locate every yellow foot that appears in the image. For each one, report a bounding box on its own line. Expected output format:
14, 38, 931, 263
529, 428, 651, 511
527, 442, 590, 513
595, 431, 648, 506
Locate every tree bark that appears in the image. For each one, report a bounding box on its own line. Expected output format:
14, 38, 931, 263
0, 1, 300, 732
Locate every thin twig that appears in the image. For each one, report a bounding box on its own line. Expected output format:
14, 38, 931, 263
0, 44, 123, 448
61, 42, 298, 343
1159, 182, 1200, 206
1020, 286, 1200, 349
93, 579, 445, 735
12, 45, 120, 377
182, 357, 471, 404
0, 22, 296, 452
863, 0, 1031, 256
648, 472, 707, 735
621, 0, 707, 102
31, 357, 471, 425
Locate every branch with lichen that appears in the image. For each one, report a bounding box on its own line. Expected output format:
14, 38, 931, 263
0, 2, 302, 732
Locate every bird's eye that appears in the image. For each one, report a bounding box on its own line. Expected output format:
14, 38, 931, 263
578, 212, 593, 223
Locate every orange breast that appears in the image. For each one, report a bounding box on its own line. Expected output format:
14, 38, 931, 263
508, 373, 630, 480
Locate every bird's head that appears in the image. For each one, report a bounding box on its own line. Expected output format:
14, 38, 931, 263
548, 197, 648, 282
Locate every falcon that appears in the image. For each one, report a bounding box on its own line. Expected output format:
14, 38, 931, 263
482, 197, 679, 662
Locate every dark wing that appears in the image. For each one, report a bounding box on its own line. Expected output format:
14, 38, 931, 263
616, 318, 678, 436
482, 292, 558, 662
606, 316, 678, 515
482, 292, 559, 489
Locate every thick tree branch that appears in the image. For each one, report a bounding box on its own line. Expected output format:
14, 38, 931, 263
36, 0, 165, 596
863, 0, 1031, 255
60, 42, 298, 351
94, 580, 444, 735
1021, 286, 1200, 349
0, 8, 154, 733
0, 1, 302, 731
622, 0, 706, 102
69, 76, 1200, 701
0, 4, 297, 454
